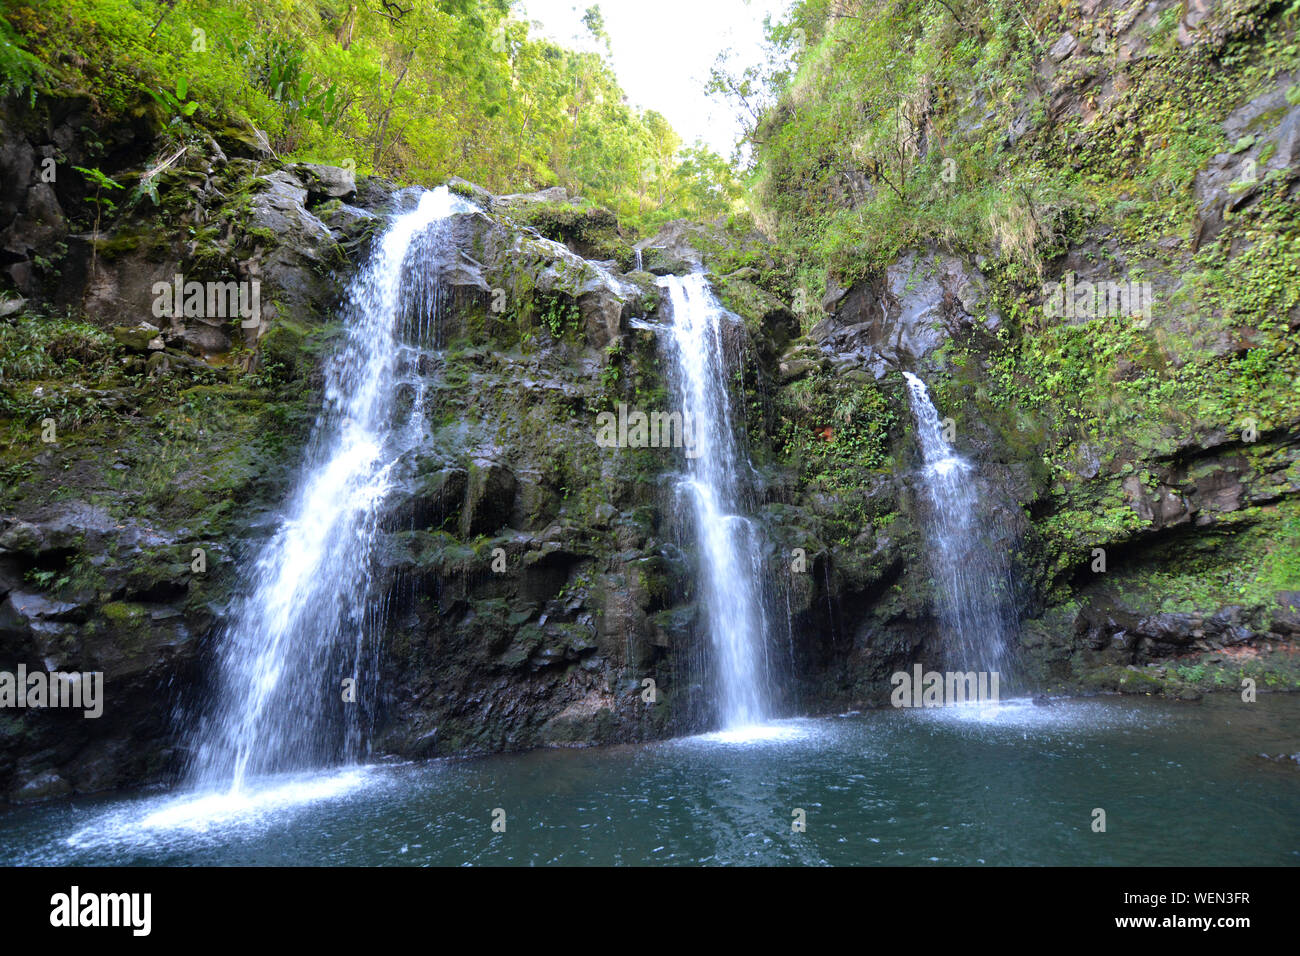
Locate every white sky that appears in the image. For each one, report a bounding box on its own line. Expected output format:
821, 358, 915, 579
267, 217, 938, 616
518, 0, 794, 156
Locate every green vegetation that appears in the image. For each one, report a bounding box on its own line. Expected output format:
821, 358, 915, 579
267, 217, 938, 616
1095, 501, 1300, 616
0, 312, 118, 384
0, 12, 43, 101
71, 164, 124, 274
3, 0, 739, 230
741, 6, 1296, 514
744, 0, 1295, 299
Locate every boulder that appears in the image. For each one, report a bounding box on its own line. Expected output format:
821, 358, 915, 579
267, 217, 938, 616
244, 170, 339, 329
9, 770, 72, 804
293, 163, 357, 202
111, 322, 165, 351
1048, 31, 1077, 62
446, 177, 493, 207
635, 220, 709, 275
1272, 592, 1300, 636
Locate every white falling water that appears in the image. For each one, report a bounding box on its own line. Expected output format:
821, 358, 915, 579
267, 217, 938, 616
660, 273, 771, 730
902, 371, 1012, 676
187, 187, 473, 793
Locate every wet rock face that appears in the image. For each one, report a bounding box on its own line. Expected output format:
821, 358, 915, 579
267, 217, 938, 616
635, 220, 710, 275
801, 7, 1300, 700
1193, 70, 1298, 250
241, 169, 342, 334
5, 0, 1299, 798
460, 460, 518, 537
361, 332, 698, 758
439, 207, 650, 352
808, 248, 998, 379
383, 467, 468, 532
0, 501, 209, 800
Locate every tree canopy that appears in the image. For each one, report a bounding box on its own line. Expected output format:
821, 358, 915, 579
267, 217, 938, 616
3, 0, 741, 231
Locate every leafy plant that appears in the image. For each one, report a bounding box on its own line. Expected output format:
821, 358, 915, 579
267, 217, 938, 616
532, 292, 581, 340
147, 76, 200, 126
71, 165, 124, 277
255, 39, 346, 145
25, 568, 69, 591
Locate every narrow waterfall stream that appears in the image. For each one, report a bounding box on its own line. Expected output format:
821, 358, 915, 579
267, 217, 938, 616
902, 372, 1014, 677
659, 273, 772, 731
186, 187, 472, 794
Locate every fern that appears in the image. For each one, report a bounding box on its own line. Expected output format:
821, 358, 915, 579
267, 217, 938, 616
0, 15, 45, 104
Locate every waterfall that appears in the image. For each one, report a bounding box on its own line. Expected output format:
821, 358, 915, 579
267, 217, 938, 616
660, 273, 771, 729
186, 187, 471, 792
902, 371, 1013, 677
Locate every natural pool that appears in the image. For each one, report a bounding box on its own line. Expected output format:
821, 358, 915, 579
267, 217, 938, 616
2, 696, 1296, 866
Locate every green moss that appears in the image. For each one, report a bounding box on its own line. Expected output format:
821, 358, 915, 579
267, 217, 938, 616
516, 200, 631, 267
100, 600, 146, 625
93, 228, 171, 261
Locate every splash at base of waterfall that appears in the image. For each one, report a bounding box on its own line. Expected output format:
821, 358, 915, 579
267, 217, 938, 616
61, 767, 384, 856
689, 720, 815, 746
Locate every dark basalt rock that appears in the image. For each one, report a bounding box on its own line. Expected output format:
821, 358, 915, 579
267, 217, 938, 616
460, 460, 519, 538
809, 247, 998, 379
1193, 72, 1299, 250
